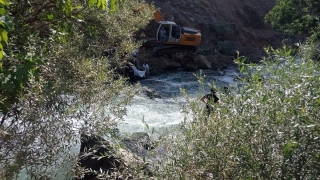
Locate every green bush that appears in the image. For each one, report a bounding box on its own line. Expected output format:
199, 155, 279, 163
152, 46, 320, 179
265, 0, 320, 35
298, 26, 320, 61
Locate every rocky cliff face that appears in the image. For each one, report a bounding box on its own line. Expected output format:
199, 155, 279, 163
137, 0, 285, 71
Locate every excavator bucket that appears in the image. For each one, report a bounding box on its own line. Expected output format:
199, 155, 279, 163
154, 10, 164, 22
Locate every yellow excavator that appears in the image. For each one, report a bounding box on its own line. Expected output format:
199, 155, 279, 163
143, 10, 202, 57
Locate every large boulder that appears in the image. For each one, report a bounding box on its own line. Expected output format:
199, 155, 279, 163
76, 134, 122, 180
122, 132, 155, 158
175, 54, 212, 71
139, 86, 163, 99
177, 54, 198, 71
206, 54, 235, 70
76, 134, 152, 180
194, 54, 212, 69
156, 57, 181, 70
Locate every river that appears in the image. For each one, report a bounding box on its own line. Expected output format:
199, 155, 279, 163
119, 66, 239, 134
16, 66, 239, 180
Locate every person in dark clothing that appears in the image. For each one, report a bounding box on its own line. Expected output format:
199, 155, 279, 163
124, 62, 136, 83
201, 88, 219, 115
124, 65, 129, 77
159, 27, 167, 47
128, 65, 136, 83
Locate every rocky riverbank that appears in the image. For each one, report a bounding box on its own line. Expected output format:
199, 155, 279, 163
134, 0, 290, 72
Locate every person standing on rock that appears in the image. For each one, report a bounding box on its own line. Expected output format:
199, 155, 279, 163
159, 27, 166, 47
201, 88, 219, 115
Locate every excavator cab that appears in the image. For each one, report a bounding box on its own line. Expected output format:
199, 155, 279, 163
156, 22, 181, 43
156, 21, 181, 43
155, 21, 201, 46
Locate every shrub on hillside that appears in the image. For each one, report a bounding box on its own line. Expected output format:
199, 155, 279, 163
152, 45, 320, 179
299, 27, 320, 61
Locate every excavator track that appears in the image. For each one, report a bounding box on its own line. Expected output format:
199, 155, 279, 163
153, 45, 196, 57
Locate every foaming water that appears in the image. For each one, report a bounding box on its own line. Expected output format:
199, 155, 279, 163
118, 67, 239, 134
118, 96, 183, 134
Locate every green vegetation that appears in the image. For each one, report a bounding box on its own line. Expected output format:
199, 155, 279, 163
265, 0, 320, 60
148, 2, 320, 178
0, 0, 153, 179
142, 0, 320, 175
151, 44, 320, 179
265, 0, 320, 35
1, 0, 319, 179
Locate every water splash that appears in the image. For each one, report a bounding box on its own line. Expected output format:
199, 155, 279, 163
119, 67, 239, 134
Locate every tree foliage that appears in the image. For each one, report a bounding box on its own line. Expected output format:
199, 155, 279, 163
265, 0, 320, 35
0, 0, 12, 59
0, 0, 153, 179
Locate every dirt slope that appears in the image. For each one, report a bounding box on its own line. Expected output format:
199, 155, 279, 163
143, 0, 284, 62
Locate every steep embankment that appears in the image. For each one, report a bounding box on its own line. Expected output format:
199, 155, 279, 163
138, 0, 285, 71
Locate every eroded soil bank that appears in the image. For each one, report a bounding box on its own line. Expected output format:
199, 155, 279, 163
135, 0, 289, 72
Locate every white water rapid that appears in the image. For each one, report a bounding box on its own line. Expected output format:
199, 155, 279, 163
119, 66, 239, 134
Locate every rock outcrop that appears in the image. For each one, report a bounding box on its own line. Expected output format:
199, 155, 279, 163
75, 134, 153, 180
122, 132, 155, 158
194, 54, 212, 69
156, 57, 181, 70
76, 134, 122, 180
136, 0, 288, 72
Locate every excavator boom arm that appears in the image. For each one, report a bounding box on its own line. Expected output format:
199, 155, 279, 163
154, 10, 163, 22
